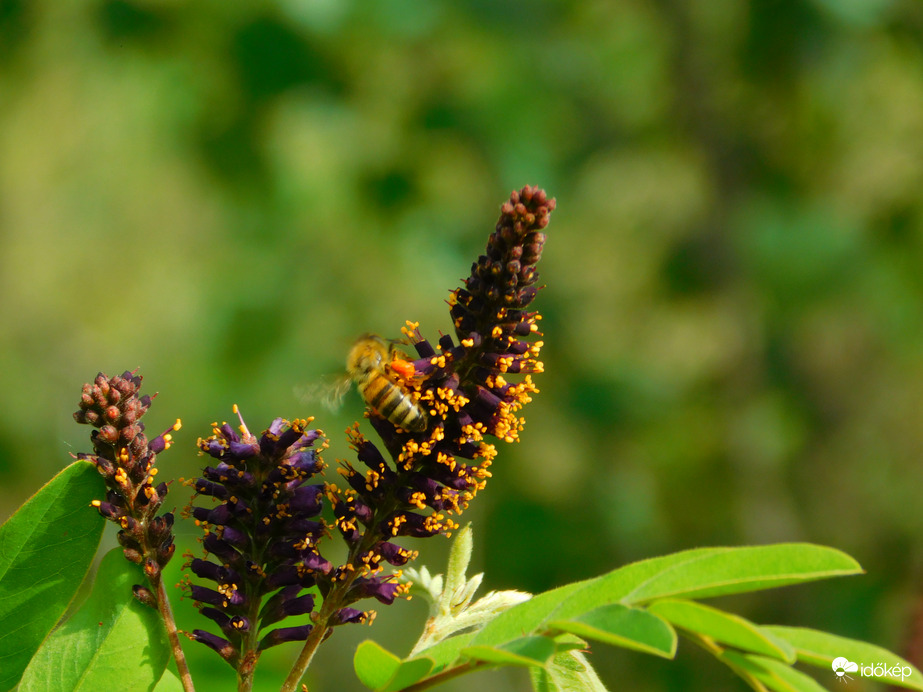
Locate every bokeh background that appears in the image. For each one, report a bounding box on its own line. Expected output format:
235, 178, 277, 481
2, 0, 923, 690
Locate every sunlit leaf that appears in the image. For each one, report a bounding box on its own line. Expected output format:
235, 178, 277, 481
19, 548, 169, 692
0, 461, 104, 692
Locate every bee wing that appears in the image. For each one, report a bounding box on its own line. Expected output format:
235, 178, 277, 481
322, 375, 354, 412
295, 374, 353, 412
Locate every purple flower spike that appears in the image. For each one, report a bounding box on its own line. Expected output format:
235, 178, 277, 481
186, 408, 331, 659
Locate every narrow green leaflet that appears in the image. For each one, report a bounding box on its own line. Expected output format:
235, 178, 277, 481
0, 460, 104, 692
648, 599, 794, 661
764, 626, 923, 690
18, 548, 170, 692
354, 640, 433, 691
548, 604, 676, 659
530, 650, 610, 692
620, 544, 861, 604
463, 636, 556, 667
720, 650, 827, 692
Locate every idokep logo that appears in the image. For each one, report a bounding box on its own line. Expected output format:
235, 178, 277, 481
832, 656, 912, 684
831, 657, 857, 682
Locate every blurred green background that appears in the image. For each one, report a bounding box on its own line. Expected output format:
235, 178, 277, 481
2, 0, 923, 689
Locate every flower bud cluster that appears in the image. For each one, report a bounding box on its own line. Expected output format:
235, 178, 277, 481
73, 371, 180, 593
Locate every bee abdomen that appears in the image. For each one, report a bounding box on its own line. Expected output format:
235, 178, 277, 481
361, 376, 427, 432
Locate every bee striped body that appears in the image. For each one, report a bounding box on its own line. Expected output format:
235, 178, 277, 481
346, 335, 427, 433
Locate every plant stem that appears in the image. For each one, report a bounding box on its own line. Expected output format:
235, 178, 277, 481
279, 615, 327, 692
237, 653, 257, 692
236, 574, 264, 692
155, 577, 196, 692
280, 564, 364, 692
280, 513, 390, 692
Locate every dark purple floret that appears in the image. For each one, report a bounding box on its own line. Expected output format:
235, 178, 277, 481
333, 607, 367, 625
288, 485, 323, 514
190, 629, 238, 664
259, 625, 313, 650
349, 576, 402, 605
190, 584, 246, 609
281, 593, 316, 617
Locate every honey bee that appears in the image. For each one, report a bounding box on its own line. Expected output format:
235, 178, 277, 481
340, 334, 428, 433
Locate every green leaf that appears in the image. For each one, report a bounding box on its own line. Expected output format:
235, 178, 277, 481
463, 636, 556, 667
382, 658, 434, 692
764, 626, 923, 690
548, 604, 676, 659
354, 641, 402, 690
353, 641, 433, 691
579, 545, 859, 613
0, 460, 104, 692
530, 650, 610, 692
153, 669, 184, 692
18, 548, 170, 692
648, 599, 794, 661
720, 651, 827, 692
620, 544, 861, 603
